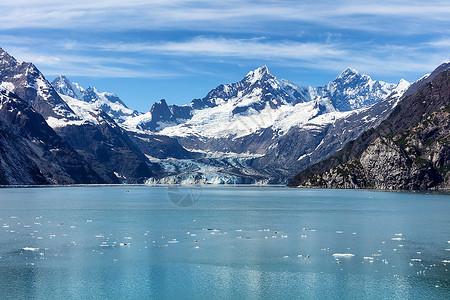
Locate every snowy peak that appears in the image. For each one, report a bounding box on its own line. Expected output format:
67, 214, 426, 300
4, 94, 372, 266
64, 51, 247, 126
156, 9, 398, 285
337, 67, 359, 79
193, 65, 305, 113
124, 99, 193, 132
52, 75, 84, 100
150, 99, 171, 122
244, 65, 274, 84
0, 49, 78, 122
52, 76, 136, 123
322, 67, 398, 111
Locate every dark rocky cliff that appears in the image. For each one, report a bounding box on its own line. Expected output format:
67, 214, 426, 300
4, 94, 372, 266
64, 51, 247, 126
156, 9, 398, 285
289, 68, 450, 190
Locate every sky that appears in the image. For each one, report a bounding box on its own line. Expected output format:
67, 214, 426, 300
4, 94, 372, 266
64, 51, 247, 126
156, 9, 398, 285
1, 0, 449, 112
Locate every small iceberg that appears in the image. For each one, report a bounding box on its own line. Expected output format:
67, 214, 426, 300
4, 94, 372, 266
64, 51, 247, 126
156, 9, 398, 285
332, 253, 355, 257
22, 247, 39, 251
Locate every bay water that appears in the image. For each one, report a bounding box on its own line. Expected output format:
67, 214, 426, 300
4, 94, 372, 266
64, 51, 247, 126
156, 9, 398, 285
0, 186, 449, 299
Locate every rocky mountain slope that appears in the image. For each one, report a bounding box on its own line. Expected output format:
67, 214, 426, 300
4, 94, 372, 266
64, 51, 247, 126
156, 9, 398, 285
289, 63, 450, 190
0, 86, 104, 184
0, 47, 158, 184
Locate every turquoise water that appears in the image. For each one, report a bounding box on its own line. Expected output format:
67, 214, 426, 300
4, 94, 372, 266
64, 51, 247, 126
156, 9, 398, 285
0, 186, 449, 299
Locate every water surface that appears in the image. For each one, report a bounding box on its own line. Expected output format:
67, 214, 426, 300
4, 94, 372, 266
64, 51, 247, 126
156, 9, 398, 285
0, 186, 449, 299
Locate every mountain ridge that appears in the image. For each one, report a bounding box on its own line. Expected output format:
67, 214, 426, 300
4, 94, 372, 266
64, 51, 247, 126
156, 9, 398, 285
288, 63, 450, 190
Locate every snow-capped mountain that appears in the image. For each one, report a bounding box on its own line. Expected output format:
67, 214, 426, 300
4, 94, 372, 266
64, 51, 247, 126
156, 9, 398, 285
289, 62, 450, 190
119, 66, 409, 183
0, 81, 105, 184
0, 46, 416, 185
318, 67, 398, 111
124, 66, 403, 141
0, 48, 79, 122
52, 75, 138, 123
0, 48, 162, 183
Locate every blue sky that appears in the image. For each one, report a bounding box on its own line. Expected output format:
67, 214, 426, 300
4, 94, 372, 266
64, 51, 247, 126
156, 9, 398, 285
1, 0, 449, 111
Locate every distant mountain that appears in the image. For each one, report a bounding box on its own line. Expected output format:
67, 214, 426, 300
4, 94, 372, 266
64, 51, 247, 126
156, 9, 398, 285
317, 67, 398, 111
124, 66, 407, 183
52, 75, 138, 123
2, 46, 428, 186
289, 62, 450, 190
124, 66, 400, 136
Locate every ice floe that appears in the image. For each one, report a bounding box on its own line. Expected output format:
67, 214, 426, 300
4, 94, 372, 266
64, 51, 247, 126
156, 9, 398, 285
22, 247, 39, 251
332, 253, 355, 257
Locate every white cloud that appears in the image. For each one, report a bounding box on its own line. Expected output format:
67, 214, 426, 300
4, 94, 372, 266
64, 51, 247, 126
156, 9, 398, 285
0, 0, 449, 35
100, 37, 345, 60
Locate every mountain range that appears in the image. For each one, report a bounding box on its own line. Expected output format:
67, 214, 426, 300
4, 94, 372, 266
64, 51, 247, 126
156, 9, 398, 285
289, 62, 450, 190
0, 46, 447, 188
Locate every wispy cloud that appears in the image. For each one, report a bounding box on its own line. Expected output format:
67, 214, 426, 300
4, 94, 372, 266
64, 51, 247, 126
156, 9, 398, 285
4, 45, 181, 78
100, 37, 345, 60
0, 0, 449, 35
1, 0, 449, 84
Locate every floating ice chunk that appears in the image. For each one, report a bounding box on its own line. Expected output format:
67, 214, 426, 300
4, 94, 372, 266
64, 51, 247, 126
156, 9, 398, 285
391, 238, 404, 241
124, 237, 132, 240
363, 257, 374, 260
394, 233, 403, 236
86, 220, 93, 222
442, 260, 450, 263
411, 258, 422, 262
194, 246, 200, 249
332, 253, 355, 257
95, 235, 104, 238
22, 247, 39, 251
283, 256, 289, 259
335, 231, 343, 234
